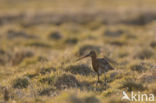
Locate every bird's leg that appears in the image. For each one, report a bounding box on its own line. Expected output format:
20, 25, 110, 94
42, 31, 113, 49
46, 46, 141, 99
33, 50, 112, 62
96, 73, 100, 85
97, 73, 102, 84
98, 73, 100, 82
104, 72, 107, 89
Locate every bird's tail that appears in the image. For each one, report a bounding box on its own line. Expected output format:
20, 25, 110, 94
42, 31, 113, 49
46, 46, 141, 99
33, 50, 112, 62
110, 65, 115, 70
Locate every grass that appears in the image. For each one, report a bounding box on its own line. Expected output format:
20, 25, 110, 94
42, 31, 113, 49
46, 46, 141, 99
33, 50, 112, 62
0, 0, 156, 103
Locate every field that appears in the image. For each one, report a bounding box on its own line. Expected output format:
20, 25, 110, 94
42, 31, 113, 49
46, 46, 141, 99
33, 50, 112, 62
0, 0, 156, 103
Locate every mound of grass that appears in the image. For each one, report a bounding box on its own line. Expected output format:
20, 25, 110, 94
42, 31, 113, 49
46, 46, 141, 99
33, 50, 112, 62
139, 73, 156, 83
39, 76, 55, 85
104, 29, 124, 37
0, 58, 5, 65
0, 49, 10, 65
120, 79, 146, 92
11, 50, 34, 65
78, 45, 100, 56
7, 30, 36, 39
39, 67, 56, 75
150, 41, 156, 48
64, 37, 78, 45
67, 95, 82, 103
83, 96, 100, 103
134, 49, 154, 59
108, 40, 126, 46
48, 31, 62, 40
59, 94, 100, 103
124, 33, 137, 39
123, 13, 156, 25
54, 74, 80, 90
12, 77, 29, 89
65, 64, 93, 76
149, 84, 156, 95
24, 73, 38, 79
37, 56, 48, 62
38, 87, 55, 96
0, 49, 5, 55
108, 71, 123, 82
26, 41, 52, 48
130, 63, 147, 73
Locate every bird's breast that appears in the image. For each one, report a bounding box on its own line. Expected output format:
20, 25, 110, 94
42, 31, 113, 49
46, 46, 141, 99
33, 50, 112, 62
92, 61, 99, 72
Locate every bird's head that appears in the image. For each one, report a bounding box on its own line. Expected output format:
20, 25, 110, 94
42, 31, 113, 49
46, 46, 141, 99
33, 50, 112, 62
76, 50, 96, 61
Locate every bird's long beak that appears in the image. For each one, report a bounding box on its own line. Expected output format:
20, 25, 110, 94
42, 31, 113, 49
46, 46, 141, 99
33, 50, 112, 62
76, 54, 90, 61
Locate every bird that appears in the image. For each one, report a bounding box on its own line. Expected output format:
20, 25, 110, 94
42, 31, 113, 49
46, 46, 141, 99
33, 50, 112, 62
77, 50, 114, 87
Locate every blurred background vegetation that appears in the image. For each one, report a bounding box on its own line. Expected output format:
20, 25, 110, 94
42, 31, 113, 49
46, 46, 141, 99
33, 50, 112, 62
0, 0, 156, 103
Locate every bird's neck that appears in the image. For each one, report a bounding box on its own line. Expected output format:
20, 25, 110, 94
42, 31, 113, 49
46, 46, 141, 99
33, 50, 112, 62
91, 55, 96, 61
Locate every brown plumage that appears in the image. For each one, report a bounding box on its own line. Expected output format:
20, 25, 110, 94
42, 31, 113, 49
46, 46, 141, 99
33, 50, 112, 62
77, 50, 114, 86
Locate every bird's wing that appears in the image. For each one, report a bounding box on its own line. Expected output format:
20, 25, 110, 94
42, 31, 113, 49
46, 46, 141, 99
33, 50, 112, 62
98, 58, 114, 71
103, 56, 118, 65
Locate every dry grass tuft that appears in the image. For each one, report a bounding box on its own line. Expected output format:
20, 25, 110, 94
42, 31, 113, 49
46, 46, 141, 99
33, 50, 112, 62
120, 79, 146, 92
39, 76, 55, 85
108, 40, 126, 46
39, 67, 56, 75
54, 74, 80, 90
65, 64, 93, 76
0, 49, 5, 55
138, 73, 156, 83
130, 63, 147, 73
12, 77, 29, 89
104, 29, 124, 37
150, 41, 156, 48
64, 37, 78, 45
83, 96, 100, 103
38, 87, 55, 96
64, 94, 100, 103
48, 31, 62, 40
134, 49, 154, 59
11, 50, 34, 65
7, 30, 36, 39
26, 41, 52, 48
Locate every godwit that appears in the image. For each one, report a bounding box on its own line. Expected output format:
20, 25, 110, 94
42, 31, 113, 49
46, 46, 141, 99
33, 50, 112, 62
77, 50, 114, 86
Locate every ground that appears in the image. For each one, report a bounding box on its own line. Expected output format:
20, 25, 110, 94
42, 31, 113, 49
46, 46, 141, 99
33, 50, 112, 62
0, 0, 156, 103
